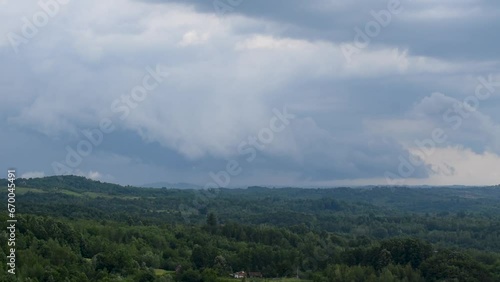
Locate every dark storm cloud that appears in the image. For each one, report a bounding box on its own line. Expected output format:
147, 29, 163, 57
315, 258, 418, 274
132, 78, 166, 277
0, 0, 499, 186
140, 0, 500, 61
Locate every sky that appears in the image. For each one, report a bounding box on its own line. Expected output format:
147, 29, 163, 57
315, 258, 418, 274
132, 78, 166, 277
1, 0, 500, 187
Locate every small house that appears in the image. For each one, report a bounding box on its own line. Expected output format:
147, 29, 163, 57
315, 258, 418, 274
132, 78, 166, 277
231, 271, 246, 278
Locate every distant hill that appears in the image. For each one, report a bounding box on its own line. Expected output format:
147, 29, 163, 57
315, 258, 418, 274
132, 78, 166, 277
0, 175, 203, 191
0, 175, 136, 193
2, 175, 500, 229
141, 182, 202, 189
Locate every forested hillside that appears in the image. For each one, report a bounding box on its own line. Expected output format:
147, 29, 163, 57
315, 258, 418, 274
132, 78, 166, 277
1, 176, 499, 281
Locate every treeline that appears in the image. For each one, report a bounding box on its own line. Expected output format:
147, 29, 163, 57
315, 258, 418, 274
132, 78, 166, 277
1, 213, 499, 281
0, 176, 499, 281
12, 179, 500, 252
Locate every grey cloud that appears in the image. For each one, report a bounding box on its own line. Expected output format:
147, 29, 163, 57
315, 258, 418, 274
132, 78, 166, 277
139, 0, 500, 62
370, 91, 500, 155
0, 0, 498, 186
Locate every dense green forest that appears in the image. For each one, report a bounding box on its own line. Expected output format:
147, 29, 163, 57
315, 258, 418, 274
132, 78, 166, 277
1, 176, 500, 281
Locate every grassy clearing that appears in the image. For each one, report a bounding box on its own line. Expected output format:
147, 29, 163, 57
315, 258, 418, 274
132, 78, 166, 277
15, 187, 46, 194
15, 186, 141, 200
217, 278, 310, 282
154, 269, 175, 276
58, 189, 84, 197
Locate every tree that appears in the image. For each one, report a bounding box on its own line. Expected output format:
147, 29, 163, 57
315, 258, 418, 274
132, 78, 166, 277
201, 268, 218, 282
135, 269, 156, 282
375, 249, 392, 271
206, 212, 217, 234
180, 269, 202, 282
